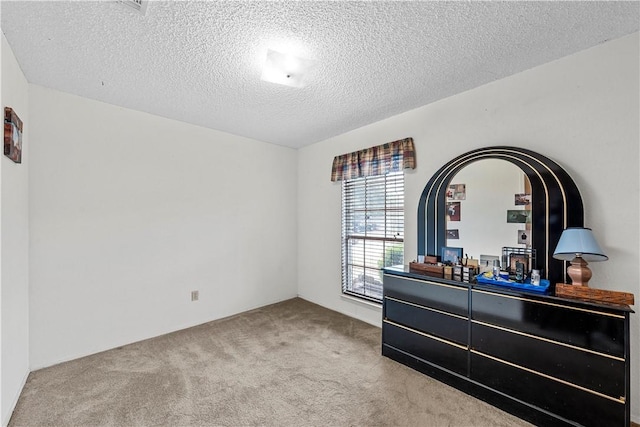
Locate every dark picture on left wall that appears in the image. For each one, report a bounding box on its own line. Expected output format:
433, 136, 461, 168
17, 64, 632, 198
4, 107, 23, 164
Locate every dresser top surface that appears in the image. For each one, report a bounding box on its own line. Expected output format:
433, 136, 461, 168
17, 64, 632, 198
384, 265, 634, 314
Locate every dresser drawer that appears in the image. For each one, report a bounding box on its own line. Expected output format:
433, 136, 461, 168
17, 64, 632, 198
471, 289, 625, 357
383, 321, 467, 376
471, 321, 625, 399
470, 352, 625, 427
385, 297, 468, 345
384, 274, 468, 317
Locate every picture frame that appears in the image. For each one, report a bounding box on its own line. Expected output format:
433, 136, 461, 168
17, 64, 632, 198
479, 254, 501, 273
446, 229, 459, 239
4, 107, 22, 164
509, 253, 529, 273
447, 202, 461, 221
441, 246, 463, 264
447, 183, 466, 200
514, 193, 531, 206
507, 209, 531, 224
518, 229, 530, 245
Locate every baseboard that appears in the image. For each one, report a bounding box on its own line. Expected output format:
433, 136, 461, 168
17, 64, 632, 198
30, 294, 301, 371
631, 421, 639, 427
297, 294, 382, 328
2, 368, 30, 427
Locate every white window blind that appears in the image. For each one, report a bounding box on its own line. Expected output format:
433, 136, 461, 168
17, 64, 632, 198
341, 171, 404, 303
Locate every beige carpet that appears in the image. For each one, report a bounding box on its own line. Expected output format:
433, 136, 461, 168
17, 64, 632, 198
9, 298, 531, 427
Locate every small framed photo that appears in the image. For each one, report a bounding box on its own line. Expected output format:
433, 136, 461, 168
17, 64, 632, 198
518, 229, 530, 244
515, 193, 531, 206
446, 229, 459, 239
447, 202, 461, 221
509, 253, 529, 273
4, 107, 22, 164
447, 183, 466, 200
507, 209, 531, 224
479, 254, 501, 273
441, 246, 463, 264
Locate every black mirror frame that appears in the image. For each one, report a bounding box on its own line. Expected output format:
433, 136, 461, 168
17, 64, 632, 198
417, 146, 584, 286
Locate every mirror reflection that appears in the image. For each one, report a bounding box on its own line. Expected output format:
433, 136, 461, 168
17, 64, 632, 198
444, 159, 532, 270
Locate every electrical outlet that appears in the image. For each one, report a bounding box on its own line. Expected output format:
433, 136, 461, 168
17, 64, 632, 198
191, 290, 199, 301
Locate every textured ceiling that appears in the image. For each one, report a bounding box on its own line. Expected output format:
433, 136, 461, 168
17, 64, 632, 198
2, 1, 639, 148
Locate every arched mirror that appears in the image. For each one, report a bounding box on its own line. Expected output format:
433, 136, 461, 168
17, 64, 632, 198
444, 159, 532, 259
418, 146, 584, 286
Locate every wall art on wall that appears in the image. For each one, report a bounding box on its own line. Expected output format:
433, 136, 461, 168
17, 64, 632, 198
446, 183, 466, 200
514, 193, 531, 205
506, 209, 531, 223
447, 202, 461, 221
446, 229, 459, 239
4, 107, 23, 164
518, 229, 530, 245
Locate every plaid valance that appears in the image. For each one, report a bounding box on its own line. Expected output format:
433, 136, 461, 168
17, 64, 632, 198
330, 137, 416, 182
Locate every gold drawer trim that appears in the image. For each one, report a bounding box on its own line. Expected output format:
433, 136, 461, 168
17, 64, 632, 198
385, 296, 468, 321
383, 320, 468, 351
471, 350, 625, 404
472, 320, 625, 362
472, 289, 625, 319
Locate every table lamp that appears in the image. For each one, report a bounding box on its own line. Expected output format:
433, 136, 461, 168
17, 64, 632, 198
553, 227, 608, 287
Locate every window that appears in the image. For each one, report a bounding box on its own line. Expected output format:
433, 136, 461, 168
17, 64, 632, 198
331, 137, 414, 303
341, 171, 404, 303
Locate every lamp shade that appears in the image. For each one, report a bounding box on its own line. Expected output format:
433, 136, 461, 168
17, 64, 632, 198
553, 227, 608, 262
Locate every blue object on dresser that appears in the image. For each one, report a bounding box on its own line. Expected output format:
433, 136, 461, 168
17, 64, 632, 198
475, 275, 550, 294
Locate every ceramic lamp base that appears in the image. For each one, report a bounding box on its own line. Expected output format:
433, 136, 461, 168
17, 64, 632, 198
567, 256, 592, 287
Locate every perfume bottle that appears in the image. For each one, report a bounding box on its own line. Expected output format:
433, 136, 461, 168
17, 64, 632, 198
492, 260, 500, 280
515, 262, 524, 283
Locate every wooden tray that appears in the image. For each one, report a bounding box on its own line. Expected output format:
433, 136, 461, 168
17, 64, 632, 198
555, 283, 634, 306
409, 262, 444, 278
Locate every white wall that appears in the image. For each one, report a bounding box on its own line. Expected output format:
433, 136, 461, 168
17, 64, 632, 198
28, 85, 298, 369
1, 34, 30, 426
298, 32, 640, 421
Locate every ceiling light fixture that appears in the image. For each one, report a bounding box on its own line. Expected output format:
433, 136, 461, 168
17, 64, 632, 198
260, 49, 315, 88
117, 0, 147, 15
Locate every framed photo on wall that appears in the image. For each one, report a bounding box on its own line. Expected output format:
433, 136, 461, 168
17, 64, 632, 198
4, 107, 23, 164
507, 209, 531, 224
447, 202, 461, 221
447, 183, 466, 200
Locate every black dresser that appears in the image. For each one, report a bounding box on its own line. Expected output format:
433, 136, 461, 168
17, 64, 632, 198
382, 266, 633, 427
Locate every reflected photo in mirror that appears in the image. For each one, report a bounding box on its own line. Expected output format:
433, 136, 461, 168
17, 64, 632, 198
446, 229, 459, 239
507, 209, 531, 223
447, 202, 461, 221
447, 183, 466, 200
